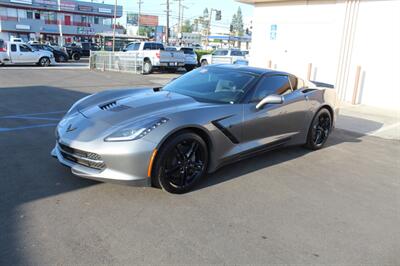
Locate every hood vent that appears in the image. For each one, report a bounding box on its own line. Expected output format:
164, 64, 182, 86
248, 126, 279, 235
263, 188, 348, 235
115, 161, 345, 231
99, 101, 130, 112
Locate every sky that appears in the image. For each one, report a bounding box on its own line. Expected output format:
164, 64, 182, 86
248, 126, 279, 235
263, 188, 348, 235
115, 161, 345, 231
99, 0, 254, 33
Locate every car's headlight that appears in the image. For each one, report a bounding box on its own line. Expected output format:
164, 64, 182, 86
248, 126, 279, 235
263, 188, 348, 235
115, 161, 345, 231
104, 117, 169, 142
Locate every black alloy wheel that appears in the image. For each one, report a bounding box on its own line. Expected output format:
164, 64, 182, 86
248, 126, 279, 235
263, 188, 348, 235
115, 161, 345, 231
154, 132, 208, 194
305, 108, 332, 150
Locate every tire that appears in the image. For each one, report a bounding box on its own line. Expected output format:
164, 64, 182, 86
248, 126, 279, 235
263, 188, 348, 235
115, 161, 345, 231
72, 53, 81, 61
185, 65, 195, 72
39, 57, 50, 67
153, 132, 208, 194
305, 108, 332, 150
143, 59, 153, 74
201, 60, 208, 66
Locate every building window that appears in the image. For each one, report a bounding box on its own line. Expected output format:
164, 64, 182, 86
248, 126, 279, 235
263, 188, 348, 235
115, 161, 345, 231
7, 8, 17, 18
17, 9, 26, 19
27, 11, 33, 19
35, 12, 40, 20
94, 17, 99, 24
103, 18, 111, 26
81, 16, 87, 23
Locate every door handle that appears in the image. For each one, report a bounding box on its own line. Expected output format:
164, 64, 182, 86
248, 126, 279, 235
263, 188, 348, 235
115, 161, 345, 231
305, 95, 310, 101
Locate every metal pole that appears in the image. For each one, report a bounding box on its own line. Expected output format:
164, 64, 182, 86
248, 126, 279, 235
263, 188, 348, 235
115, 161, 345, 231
352, 65, 362, 104
138, 0, 143, 33
178, 0, 182, 34
205, 9, 213, 48
112, 0, 117, 52
166, 0, 170, 44
57, 0, 63, 46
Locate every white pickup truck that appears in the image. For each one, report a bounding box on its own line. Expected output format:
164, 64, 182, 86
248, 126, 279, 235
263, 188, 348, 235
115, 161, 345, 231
122, 42, 185, 74
0, 41, 55, 66
200, 49, 248, 66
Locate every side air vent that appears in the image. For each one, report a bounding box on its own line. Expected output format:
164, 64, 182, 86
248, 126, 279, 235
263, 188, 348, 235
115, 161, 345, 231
212, 121, 240, 144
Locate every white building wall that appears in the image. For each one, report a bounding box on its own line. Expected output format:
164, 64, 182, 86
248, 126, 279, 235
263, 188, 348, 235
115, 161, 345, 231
249, 0, 400, 109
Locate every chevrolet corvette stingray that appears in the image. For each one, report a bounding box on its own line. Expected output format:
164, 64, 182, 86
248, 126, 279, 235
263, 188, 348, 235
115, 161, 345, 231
52, 64, 337, 193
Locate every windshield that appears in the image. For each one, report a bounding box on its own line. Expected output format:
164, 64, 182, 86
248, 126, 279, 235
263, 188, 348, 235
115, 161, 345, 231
163, 67, 256, 104
180, 48, 195, 54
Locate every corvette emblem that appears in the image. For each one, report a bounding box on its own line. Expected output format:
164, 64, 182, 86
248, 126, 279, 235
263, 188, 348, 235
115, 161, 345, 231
66, 124, 77, 132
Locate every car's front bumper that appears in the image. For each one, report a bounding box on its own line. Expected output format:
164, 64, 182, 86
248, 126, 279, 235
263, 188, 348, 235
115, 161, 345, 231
51, 139, 155, 186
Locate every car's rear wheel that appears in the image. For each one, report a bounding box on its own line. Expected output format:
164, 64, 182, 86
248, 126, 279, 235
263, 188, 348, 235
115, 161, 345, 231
39, 57, 50, 67
154, 132, 208, 194
143, 59, 153, 74
72, 53, 80, 61
305, 108, 332, 150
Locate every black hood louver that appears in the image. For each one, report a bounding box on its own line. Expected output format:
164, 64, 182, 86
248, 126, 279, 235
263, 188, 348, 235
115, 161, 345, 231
99, 100, 130, 112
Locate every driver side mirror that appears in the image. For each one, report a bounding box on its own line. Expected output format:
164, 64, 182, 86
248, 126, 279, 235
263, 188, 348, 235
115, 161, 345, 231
256, 94, 284, 109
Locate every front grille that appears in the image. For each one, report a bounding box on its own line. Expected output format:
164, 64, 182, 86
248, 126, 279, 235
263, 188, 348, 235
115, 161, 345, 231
58, 143, 105, 170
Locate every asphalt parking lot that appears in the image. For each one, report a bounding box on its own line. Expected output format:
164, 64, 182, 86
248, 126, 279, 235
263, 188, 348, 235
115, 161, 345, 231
0, 68, 399, 264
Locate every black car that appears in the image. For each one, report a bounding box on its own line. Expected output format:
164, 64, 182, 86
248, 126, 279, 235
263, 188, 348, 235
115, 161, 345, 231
81, 42, 100, 57
64, 43, 83, 61
30, 44, 69, 62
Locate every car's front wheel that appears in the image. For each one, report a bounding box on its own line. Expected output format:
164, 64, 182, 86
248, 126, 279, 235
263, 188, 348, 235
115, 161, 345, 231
39, 57, 50, 67
305, 108, 332, 150
154, 132, 208, 194
201, 59, 208, 66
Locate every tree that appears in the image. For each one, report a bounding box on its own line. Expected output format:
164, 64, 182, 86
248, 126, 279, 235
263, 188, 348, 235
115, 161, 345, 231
230, 7, 244, 36
181, 19, 193, 33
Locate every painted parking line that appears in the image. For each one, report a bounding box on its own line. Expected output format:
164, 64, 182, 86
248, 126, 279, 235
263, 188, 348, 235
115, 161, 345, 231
0, 110, 66, 133
0, 123, 58, 132
0, 110, 66, 119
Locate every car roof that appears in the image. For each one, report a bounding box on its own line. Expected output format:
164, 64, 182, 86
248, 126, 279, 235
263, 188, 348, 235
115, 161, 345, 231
209, 64, 291, 76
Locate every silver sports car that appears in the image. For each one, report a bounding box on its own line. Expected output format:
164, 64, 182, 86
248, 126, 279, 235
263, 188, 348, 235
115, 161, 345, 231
52, 64, 338, 193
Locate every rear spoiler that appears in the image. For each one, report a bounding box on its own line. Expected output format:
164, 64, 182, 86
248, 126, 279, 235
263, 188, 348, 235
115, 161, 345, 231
311, 81, 334, 88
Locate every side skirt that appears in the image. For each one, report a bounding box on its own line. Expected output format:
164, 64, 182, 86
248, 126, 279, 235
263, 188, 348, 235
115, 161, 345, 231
211, 137, 291, 172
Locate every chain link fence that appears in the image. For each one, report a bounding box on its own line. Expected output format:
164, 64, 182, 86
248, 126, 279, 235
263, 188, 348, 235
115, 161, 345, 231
89, 51, 144, 74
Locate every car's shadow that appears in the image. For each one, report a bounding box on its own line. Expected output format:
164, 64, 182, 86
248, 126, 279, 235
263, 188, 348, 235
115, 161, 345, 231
195, 128, 378, 191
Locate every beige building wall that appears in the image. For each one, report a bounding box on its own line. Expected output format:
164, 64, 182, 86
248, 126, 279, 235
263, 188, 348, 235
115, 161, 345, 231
244, 0, 400, 109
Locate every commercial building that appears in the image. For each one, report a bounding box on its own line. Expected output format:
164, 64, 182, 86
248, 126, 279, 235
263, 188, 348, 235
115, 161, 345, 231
0, 0, 123, 44
238, 0, 400, 109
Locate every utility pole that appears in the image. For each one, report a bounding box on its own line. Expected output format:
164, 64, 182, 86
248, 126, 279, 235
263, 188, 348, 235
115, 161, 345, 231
138, 0, 143, 33
177, 0, 182, 34
205, 8, 213, 47
166, 0, 170, 44
112, 0, 117, 51
57, 0, 63, 45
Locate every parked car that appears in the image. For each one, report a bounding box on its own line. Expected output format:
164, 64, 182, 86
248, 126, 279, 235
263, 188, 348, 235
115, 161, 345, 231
122, 41, 185, 74
178, 47, 197, 71
0, 41, 55, 66
52, 64, 337, 194
200, 49, 248, 66
30, 43, 69, 62
81, 42, 100, 57
64, 43, 83, 61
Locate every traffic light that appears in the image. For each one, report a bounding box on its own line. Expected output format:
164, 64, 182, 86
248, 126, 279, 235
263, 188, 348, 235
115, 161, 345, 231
215, 10, 221, 21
